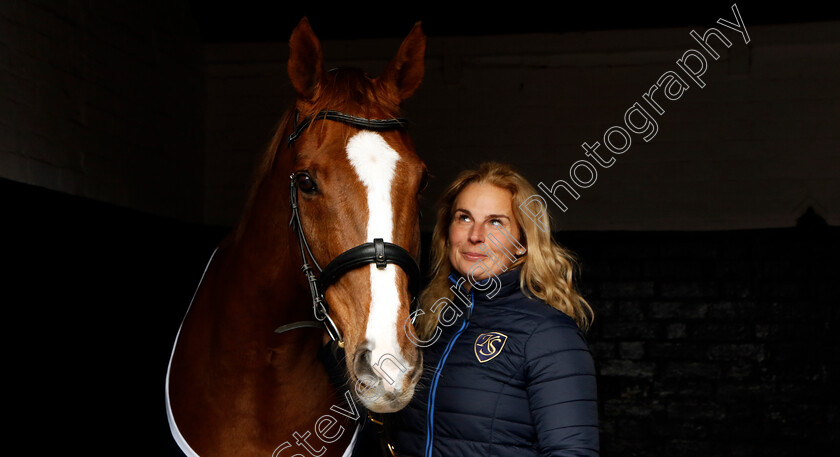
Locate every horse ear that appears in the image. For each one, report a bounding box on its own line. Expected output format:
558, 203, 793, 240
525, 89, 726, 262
288, 17, 323, 99
379, 22, 426, 102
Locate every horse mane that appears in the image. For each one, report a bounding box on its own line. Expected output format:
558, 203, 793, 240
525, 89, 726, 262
229, 108, 294, 245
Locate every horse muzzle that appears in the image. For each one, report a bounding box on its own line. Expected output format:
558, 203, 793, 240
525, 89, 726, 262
351, 340, 422, 413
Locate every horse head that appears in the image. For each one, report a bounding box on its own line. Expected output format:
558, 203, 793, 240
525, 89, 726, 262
283, 18, 427, 413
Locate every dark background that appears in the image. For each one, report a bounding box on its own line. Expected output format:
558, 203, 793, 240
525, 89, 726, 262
189, 2, 834, 41
2, 2, 837, 456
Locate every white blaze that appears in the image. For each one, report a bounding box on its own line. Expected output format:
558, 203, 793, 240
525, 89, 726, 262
346, 131, 407, 390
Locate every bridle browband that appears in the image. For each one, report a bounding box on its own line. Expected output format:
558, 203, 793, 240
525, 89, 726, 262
287, 110, 408, 146
276, 110, 421, 348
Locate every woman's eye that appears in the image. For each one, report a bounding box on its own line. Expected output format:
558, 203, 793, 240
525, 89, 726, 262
489, 219, 503, 226
457, 214, 470, 223
296, 173, 317, 193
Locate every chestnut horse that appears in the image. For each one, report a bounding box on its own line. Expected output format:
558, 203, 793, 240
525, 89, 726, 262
167, 19, 427, 457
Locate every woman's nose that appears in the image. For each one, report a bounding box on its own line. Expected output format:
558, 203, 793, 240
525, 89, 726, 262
469, 224, 486, 243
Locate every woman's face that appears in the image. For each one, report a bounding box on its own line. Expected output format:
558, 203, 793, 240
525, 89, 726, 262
448, 182, 524, 284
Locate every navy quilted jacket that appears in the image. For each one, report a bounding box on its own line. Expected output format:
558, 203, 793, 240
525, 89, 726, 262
388, 269, 599, 457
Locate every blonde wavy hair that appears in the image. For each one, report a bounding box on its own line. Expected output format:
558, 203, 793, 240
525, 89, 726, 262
415, 162, 593, 339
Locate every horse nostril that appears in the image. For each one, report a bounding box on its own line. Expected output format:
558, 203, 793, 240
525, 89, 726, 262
353, 343, 375, 379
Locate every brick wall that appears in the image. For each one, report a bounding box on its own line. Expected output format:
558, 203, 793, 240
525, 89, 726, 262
560, 226, 839, 455
0, 0, 204, 222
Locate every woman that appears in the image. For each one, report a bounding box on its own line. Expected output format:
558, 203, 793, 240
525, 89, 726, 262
386, 162, 598, 457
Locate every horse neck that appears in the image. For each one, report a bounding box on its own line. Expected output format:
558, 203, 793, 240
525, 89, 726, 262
217, 154, 312, 325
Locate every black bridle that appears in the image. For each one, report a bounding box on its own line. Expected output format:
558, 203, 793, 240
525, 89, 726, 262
275, 110, 422, 347
287, 110, 408, 146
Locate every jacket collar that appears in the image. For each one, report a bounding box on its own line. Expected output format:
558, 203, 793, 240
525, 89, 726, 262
449, 268, 522, 303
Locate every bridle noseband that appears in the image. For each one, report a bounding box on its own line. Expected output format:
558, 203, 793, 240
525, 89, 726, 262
275, 110, 421, 348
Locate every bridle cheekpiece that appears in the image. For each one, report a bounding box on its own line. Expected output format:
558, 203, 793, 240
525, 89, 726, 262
275, 110, 421, 348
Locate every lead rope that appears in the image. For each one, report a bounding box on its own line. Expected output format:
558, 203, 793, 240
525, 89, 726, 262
368, 412, 400, 457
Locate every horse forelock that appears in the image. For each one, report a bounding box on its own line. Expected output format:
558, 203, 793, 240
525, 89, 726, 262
309, 68, 400, 119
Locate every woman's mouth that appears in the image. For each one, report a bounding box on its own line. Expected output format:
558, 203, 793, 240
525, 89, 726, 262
461, 252, 486, 261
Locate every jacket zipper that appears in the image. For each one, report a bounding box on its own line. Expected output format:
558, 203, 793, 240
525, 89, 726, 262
424, 289, 474, 457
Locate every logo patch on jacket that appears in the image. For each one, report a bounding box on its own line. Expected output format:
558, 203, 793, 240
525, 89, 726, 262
474, 332, 508, 363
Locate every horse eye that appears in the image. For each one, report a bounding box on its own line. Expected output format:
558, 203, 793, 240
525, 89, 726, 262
296, 173, 317, 194
418, 170, 430, 195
